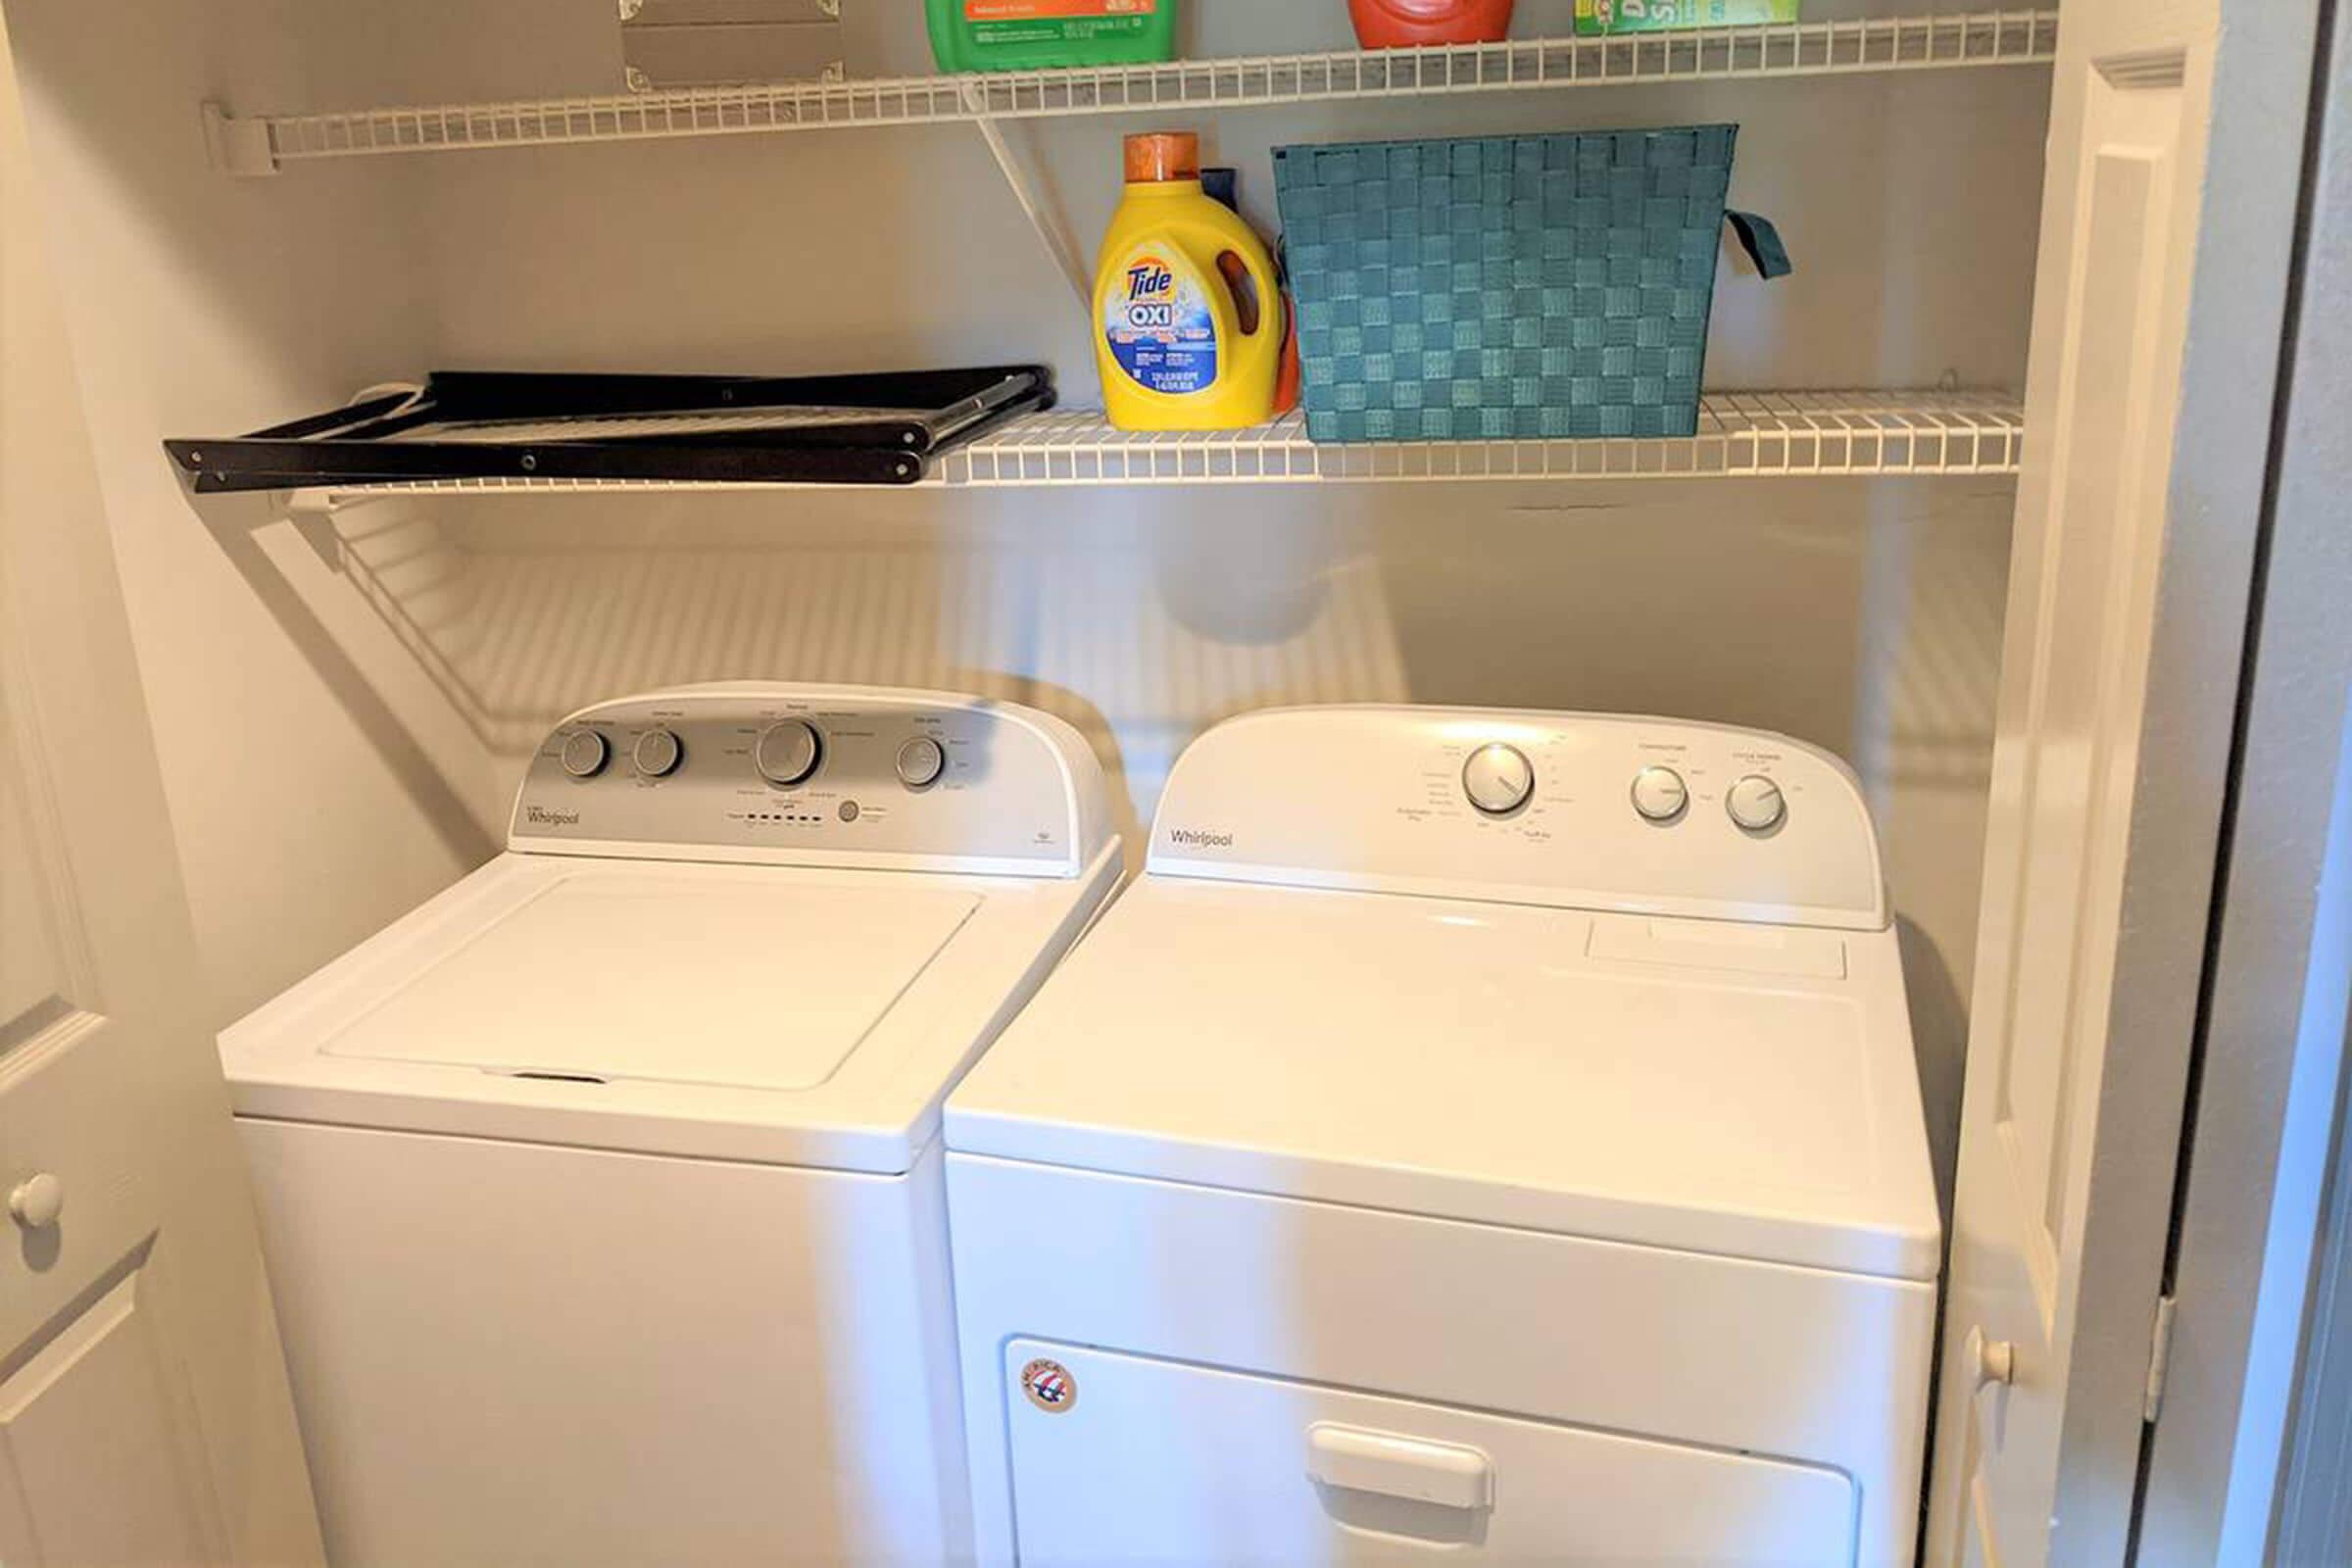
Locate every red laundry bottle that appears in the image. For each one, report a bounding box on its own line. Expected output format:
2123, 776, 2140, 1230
1348, 0, 1516, 48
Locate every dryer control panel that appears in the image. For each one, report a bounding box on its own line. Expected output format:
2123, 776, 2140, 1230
1150, 708, 1885, 930
510, 684, 1112, 878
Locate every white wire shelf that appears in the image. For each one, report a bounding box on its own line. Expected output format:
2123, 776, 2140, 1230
292, 391, 2021, 507
947, 391, 2026, 484
227, 12, 2057, 171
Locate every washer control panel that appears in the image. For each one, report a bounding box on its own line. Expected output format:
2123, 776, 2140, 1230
511, 684, 1110, 877
1150, 707, 1885, 930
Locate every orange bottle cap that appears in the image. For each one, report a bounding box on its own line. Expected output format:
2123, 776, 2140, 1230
1125, 131, 1201, 184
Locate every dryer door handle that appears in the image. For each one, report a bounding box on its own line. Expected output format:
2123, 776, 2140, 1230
1306, 1424, 1494, 1510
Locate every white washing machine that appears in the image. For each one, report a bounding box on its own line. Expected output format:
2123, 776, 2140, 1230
947, 706, 1942, 1567
221, 683, 1119, 1567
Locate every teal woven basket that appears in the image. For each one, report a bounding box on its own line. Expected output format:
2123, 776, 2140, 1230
1274, 126, 1780, 444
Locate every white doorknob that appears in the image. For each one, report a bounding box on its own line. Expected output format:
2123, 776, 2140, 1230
1965, 1325, 2015, 1390
9, 1172, 63, 1229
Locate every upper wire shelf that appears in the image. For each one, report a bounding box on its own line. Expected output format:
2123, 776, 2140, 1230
287, 390, 2023, 507
218, 11, 2058, 173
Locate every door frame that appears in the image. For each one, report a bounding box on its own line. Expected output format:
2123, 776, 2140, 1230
2134, 0, 2352, 1558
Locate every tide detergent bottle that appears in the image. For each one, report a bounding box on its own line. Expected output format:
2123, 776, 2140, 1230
1096, 132, 1283, 431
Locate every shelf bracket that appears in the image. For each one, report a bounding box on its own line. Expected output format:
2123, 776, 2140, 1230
957, 82, 1090, 309
202, 102, 279, 177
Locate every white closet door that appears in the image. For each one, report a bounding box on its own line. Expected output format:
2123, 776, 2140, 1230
0, 9, 323, 1563
1928, 0, 2315, 1562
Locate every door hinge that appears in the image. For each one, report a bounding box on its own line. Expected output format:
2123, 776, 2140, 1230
2144, 1295, 2179, 1422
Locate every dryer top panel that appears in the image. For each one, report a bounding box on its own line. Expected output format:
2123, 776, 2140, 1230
947, 879, 1940, 1280
510, 683, 1112, 879
1146, 707, 1886, 930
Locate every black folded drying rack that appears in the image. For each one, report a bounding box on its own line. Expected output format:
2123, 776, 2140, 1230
164, 365, 1054, 494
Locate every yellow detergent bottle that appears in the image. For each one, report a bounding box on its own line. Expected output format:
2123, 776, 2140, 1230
1096, 132, 1283, 431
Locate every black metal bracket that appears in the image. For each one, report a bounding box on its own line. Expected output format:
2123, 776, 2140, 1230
165, 365, 1054, 494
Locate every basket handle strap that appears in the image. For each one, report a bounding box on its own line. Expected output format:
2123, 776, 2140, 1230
1725, 210, 1792, 280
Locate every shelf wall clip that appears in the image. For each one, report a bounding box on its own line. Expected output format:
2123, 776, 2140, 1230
281, 490, 357, 573
202, 102, 279, 177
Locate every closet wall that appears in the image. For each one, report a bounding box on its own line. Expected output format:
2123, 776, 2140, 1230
3, 0, 2047, 1191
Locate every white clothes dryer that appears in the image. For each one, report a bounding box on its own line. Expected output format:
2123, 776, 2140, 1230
946, 706, 1941, 1567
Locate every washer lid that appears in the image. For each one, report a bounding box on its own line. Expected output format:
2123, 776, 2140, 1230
946, 878, 1941, 1281
322, 870, 979, 1091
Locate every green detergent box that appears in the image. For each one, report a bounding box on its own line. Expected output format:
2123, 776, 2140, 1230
926, 0, 1179, 73
1574, 0, 1798, 33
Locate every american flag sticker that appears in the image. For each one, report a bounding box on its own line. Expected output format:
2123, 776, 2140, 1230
1020, 1357, 1077, 1414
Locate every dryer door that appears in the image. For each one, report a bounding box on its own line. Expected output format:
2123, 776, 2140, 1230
999, 1340, 1853, 1565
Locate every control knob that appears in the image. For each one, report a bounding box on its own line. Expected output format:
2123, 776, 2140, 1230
633, 728, 684, 779
559, 730, 610, 779
1631, 765, 1690, 822
757, 720, 823, 787
896, 735, 947, 789
1727, 774, 1787, 832
1462, 744, 1536, 815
